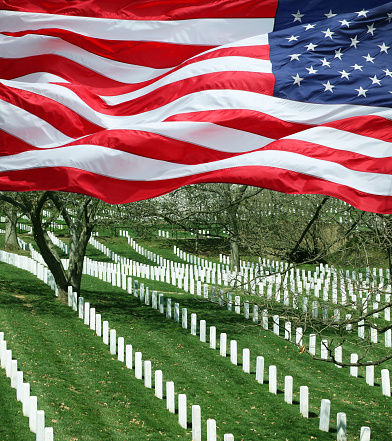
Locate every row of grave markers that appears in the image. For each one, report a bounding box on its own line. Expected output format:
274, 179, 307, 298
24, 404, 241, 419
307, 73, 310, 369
0, 332, 53, 440
2, 244, 391, 399
0, 248, 236, 440
32, 231, 392, 383
0, 244, 385, 439
122, 277, 378, 440
3, 232, 392, 438
68, 285, 237, 441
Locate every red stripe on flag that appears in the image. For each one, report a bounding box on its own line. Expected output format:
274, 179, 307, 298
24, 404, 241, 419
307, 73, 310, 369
166, 108, 311, 140
0, 83, 102, 138
1, 0, 279, 19
3, 29, 214, 68
60, 72, 276, 116
0, 55, 131, 89
0, 165, 391, 213
0, 129, 241, 164
325, 115, 392, 143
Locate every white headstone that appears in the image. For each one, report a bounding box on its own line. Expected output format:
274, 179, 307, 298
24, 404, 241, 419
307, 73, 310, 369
337, 412, 347, 441
144, 361, 152, 388
350, 354, 358, 377
360, 427, 371, 441
256, 356, 264, 384
166, 381, 175, 413
321, 340, 328, 359
36, 410, 45, 441
285, 322, 291, 340
366, 364, 374, 386
118, 337, 124, 362
110, 329, 117, 355
96, 314, 102, 337
210, 326, 216, 349
200, 320, 206, 342
381, 369, 391, 397
335, 346, 342, 368
45, 427, 54, 441
220, 333, 227, 357
126, 344, 133, 369
178, 394, 187, 429
29, 396, 37, 433
181, 308, 188, 329
191, 313, 197, 336
300, 386, 309, 418
155, 370, 163, 399
296, 327, 303, 346
207, 418, 217, 441
84, 302, 90, 326
16, 371, 23, 401
309, 334, 316, 356
230, 340, 237, 365
135, 352, 143, 380
319, 399, 331, 432
269, 365, 277, 394
273, 315, 279, 335
90, 307, 96, 331
242, 348, 250, 374
192, 405, 202, 441
22, 383, 30, 416
284, 376, 293, 404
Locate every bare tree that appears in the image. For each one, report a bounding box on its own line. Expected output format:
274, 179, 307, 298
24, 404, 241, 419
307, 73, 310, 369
0, 191, 100, 302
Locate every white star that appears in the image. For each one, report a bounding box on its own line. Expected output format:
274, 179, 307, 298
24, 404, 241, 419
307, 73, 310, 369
303, 23, 316, 30
305, 42, 318, 51
384, 68, 392, 77
387, 12, 392, 23
355, 86, 368, 97
322, 81, 335, 93
350, 36, 359, 48
369, 75, 381, 86
334, 48, 343, 60
356, 9, 369, 18
320, 58, 331, 67
322, 28, 335, 39
306, 66, 318, 74
292, 73, 304, 86
325, 10, 337, 19
286, 35, 299, 42
292, 10, 304, 23
339, 19, 351, 27
363, 53, 375, 63
378, 42, 390, 53
351, 64, 363, 71
289, 53, 301, 61
339, 70, 350, 80
367, 23, 376, 36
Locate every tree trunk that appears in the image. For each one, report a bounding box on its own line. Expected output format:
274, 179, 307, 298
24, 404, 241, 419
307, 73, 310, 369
230, 237, 240, 271
56, 285, 69, 304
3, 206, 20, 251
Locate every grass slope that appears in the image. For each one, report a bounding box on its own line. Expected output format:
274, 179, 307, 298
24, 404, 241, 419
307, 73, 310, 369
0, 260, 391, 440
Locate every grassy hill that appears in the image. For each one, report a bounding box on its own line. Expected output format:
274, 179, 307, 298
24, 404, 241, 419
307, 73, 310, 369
0, 255, 391, 440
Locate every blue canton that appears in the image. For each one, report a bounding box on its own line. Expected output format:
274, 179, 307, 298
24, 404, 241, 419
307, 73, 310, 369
270, 2, 392, 107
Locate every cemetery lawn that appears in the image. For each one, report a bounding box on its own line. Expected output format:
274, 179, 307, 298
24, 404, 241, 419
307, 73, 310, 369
0, 262, 391, 440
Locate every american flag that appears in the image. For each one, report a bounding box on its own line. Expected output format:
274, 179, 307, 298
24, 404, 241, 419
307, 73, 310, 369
0, 0, 392, 213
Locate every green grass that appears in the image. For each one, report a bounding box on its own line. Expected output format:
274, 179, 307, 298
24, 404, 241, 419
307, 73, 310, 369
0, 261, 391, 440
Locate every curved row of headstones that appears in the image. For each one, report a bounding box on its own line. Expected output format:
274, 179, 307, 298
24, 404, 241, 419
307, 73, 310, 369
70, 287, 236, 441
0, 242, 384, 439
0, 249, 236, 440
29, 230, 392, 402
119, 278, 377, 441
0, 332, 53, 440
78, 232, 392, 401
